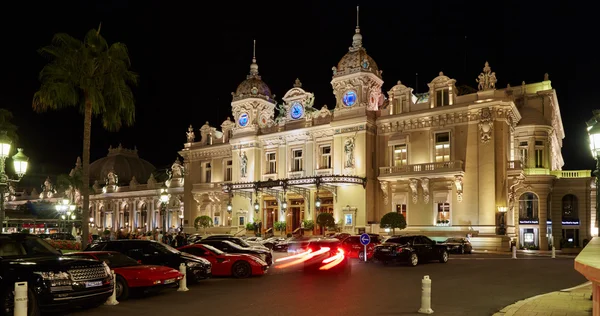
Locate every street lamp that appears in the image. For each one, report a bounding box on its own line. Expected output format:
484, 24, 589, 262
498, 206, 508, 235
587, 110, 600, 229
0, 131, 29, 232
227, 201, 233, 214
160, 184, 170, 231
253, 199, 260, 213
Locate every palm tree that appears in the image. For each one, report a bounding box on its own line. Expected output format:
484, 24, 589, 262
32, 25, 138, 248
0, 109, 19, 145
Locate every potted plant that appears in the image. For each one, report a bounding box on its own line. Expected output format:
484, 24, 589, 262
316, 213, 335, 236
274, 221, 287, 236
302, 219, 314, 236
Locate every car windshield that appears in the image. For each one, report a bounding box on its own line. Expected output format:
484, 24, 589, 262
445, 238, 463, 243
95, 253, 139, 268
233, 239, 251, 247
153, 242, 180, 254
387, 237, 414, 245
0, 235, 61, 258
202, 244, 224, 255
223, 240, 244, 250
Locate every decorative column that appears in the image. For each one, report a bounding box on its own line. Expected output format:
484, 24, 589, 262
132, 200, 138, 229
148, 199, 155, 230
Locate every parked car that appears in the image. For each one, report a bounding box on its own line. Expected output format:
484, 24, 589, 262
0, 233, 113, 315
84, 240, 211, 283
201, 235, 269, 251
340, 235, 379, 260
261, 237, 286, 250
49, 233, 75, 240
286, 236, 316, 253
374, 235, 449, 266
198, 239, 273, 265
65, 251, 183, 300
303, 238, 350, 274
179, 244, 268, 278
440, 237, 473, 254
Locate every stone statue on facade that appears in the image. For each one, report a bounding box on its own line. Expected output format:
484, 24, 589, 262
170, 158, 184, 178
186, 125, 195, 143
40, 177, 55, 199
92, 180, 101, 193
147, 173, 157, 189
476, 61, 497, 91
239, 151, 248, 178
344, 136, 355, 168
106, 171, 118, 186
331, 66, 337, 76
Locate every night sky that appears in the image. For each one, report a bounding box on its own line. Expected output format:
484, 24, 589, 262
0, 1, 597, 188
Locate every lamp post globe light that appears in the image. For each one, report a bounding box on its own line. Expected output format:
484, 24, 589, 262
587, 110, 600, 229
227, 201, 233, 214
0, 131, 29, 232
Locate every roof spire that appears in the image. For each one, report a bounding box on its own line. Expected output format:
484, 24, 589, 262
249, 39, 259, 77
350, 6, 363, 51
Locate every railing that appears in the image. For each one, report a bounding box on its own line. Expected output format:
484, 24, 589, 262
507, 162, 591, 178
287, 170, 305, 178
379, 160, 463, 176
315, 168, 333, 176
551, 170, 592, 178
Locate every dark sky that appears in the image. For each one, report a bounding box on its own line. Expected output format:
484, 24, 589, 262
0, 0, 597, 188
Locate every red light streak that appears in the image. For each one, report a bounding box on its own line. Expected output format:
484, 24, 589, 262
275, 247, 330, 269
319, 248, 345, 270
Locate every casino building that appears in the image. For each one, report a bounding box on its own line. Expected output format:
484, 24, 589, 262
178, 20, 595, 251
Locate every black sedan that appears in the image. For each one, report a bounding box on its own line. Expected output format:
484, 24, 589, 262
373, 235, 449, 267
198, 239, 273, 265
440, 237, 473, 254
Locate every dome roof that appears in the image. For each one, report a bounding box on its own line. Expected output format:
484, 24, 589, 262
89, 145, 155, 185
234, 76, 273, 101
333, 26, 381, 79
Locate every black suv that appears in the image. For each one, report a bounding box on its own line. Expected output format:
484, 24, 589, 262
0, 233, 113, 315
85, 240, 211, 282
374, 235, 449, 266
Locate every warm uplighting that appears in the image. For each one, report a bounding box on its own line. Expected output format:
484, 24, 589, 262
498, 206, 508, 213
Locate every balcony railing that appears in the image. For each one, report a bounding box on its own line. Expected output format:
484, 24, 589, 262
507, 161, 591, 178
379, 160, 464, 177
551, 170, 591, 178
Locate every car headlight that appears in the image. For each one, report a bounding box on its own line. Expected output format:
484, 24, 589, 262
35, 271, 70, 280
186, 261, 199, 267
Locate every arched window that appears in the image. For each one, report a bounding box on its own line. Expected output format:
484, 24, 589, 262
123, 204, 130, 223
561, 194, 578, 221
518, 192, 538, 220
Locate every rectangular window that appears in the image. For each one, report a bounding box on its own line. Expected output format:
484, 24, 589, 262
535, 149, 543, 168
434, 132, 450, 162
519, 148, 528, 167
437, 203, 450, 222
292, 149, 303, 172
393, 144, 407, 167
266, 152, 277, 174
436, 89, 449, 106
238, 216, 245, 226
395, 203, 407, 220
320, 145, 332, 169
205, 163, 211, 183
224, 160, 232, 181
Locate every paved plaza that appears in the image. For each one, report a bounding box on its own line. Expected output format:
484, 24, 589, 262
66, 252, 587, 316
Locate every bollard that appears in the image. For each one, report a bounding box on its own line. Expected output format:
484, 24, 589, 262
177, 263, 189, 292
418, 275, 434, 314
552, 246, 556, 259
512, 245, 517, 259
104, 271, 119, 306
14, 282, 27, 316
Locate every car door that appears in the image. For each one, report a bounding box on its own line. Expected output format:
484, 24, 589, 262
420, 236, 436, 260
182, 247, 223, 274
414, 236, 432, 260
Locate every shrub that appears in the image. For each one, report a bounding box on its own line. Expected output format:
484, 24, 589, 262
380, 212, 407, 235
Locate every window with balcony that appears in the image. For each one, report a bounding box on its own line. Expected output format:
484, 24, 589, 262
561, 194, 579, 223
205, 162, 212, 183
435, 89, 450, 107
518, 192, 538, 223
266, 152, 277, 174
292, 149, 303, 172
224, 160, 232, 181
319, 145, 332, 169
393, 144, 407, 167
436, 203, 450, 224
434, 132, 450, 162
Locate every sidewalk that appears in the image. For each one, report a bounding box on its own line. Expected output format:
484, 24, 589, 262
473, 249, 577, 258
492, 282, 592, 316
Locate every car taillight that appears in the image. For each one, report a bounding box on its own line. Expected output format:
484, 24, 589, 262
395, 247, 403, 253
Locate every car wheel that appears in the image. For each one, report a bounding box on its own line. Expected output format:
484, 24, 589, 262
439, 250, 449, 263
1, 286, 40, 316
409, 253, 419, 267
232, 261, 252, 278
115, 276, 130, 301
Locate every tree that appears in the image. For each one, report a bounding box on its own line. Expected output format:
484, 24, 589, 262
379, 212, 407, 235
32, 25, 138, 250
316, 212, 335, 235
194, 216, 212, 234
0, 109, 19, 145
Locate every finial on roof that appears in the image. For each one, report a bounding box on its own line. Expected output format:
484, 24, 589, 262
544, 73, 549, 81
356, 5, 360, 30
294, 78, 302, 88
249, 39, 259, 76
351, 6, 363, 50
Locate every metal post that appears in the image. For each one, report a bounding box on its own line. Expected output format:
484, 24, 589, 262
0, 157, 6, 233
512, 245, 517, 259
178, 263, 189, 292
104, 270, 119, 305
418, 275, 434, 314
363, 245, 367, 262
596, 157, 600, 231
14, 282, 27, 316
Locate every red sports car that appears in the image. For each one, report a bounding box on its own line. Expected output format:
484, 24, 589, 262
340, 235, 379, 260
178, 244, 268, 278
66, 251, 183, 300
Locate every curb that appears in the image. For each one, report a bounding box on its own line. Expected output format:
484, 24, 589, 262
492, 282, 592, 316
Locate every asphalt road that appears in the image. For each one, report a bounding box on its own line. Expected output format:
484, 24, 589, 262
66, 252, 586, 316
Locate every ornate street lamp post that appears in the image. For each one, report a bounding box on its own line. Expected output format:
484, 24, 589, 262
587, 110, 600, 229
160, 184, 170, 231
498, 206, 508, 235
0, 131, 29, 232
55, 198, 75, 232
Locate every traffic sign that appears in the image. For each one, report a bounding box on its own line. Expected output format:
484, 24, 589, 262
360, 233, 371, 245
